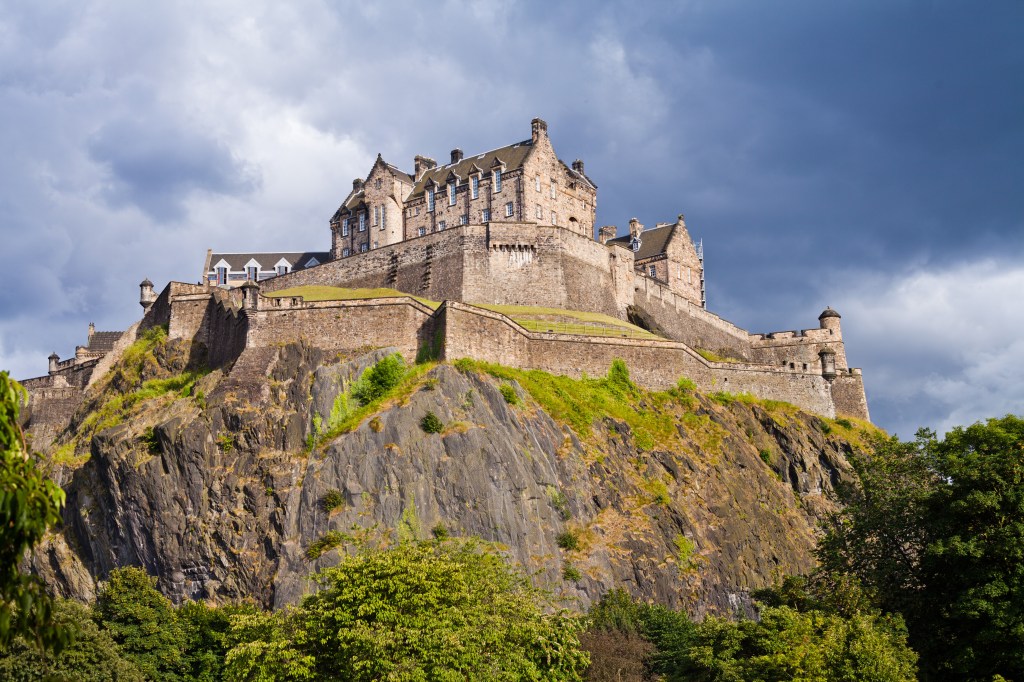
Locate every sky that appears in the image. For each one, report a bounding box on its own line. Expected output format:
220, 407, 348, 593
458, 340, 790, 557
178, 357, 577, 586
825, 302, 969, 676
1, 0, 1021, 438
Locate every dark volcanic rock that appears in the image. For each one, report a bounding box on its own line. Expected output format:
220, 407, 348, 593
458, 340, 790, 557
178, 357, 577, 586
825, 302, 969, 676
34, 342, 859, 616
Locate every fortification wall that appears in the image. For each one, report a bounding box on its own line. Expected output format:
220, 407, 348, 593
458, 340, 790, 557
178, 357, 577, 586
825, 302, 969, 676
441, 303, 845, 418
86, 320, 142, 388
831, 371, 870, 421
244, 295, 435, 362
205, 289, 248, 369
260, 228, 467, 301
750, 328, 848, 371
21, 384, 82, 447
632, 277, 753, 358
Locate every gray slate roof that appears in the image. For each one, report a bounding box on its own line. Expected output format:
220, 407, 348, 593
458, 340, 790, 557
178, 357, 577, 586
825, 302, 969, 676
608, 224, 675, 261
88, 331, 123, 353
409, 139, 535, 199
208, 252, 330, 272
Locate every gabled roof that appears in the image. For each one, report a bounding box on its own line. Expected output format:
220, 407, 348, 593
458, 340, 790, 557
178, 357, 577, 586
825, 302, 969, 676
409, 139, 535, 199
608, 224, 675, 261
208, 252, 331, 272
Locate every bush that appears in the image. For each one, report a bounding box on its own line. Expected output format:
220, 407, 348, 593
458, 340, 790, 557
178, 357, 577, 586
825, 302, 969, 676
320, 489, 344, 513
420, 411, 444, 433
548, 486, 572, 520
563, 564, 583, 582
499, 383, 519, 405
557, 530, 581, 551
835, 417, 853, 429
759, 448, 773, 465
606, 359, 634, 394
306, 530, 346, 560
431, 523, 449, 540
140, 426, 161, 454
352, 354, 406, 405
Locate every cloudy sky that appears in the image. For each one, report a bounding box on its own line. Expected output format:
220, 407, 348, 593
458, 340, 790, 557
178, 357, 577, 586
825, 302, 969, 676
1, 1, 1021, 438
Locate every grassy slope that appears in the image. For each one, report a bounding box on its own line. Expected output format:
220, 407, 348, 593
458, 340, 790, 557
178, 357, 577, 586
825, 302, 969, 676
266, 285, 661, 339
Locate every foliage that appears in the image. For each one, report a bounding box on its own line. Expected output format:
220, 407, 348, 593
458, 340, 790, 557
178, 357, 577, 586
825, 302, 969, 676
352, 354, 406, 406
420, 411, 444, 433
645, 478, 670, 505
216, 433, 235, 453
0, 371, 68, 651
819, 416, 1024, 681
499, 383, 520, 405
562, 564, 583, 582
223, 610, 314, 682
140, 426, 160, 454
0, 598, 144, 681
547, 485, 572, 520
286, 538, 589, 680
305, 530, 346, 560
557, 530, 581, 551
94, 567, 186, 681
758, 448, 772, 465
178, 600, 259, 682
673, 535, 698, 573
319, 488, 344, 513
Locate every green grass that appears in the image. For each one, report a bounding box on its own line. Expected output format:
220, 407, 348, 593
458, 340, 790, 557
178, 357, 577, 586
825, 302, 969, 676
267, 285, 440, 309
453, 358, 680, 448
695, 348, 742, 363
472, 303, 663, 340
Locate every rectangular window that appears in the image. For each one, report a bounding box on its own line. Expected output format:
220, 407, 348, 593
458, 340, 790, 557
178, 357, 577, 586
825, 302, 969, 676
373, 240, 378, 249
373, 206, 379, 226
459, 214, 467, 225
418, 227, 426, 237
493, 169, 501, 193
246, 266, 258, 281
217, 267, 227, 285
381, 206, 386, 229
482, 208, 490, 222
551, 211, 557, 225
342, 218, 349, 236
535, 205, 542, 220
359, 212, 366, 231
649, 265, 657, 277
415, 206, 420, 216
550, 181, 556, 199
471, 175, 479, 199
505, 201, 514, 218
535, 175, 541, 192
343, 248, 350, 257
360, 243, 368, 252
449, 183, 456, 205
276, 265, 289, 276
438, 220, 446, 231
375, 177, 382, 189
427, 188, 435, 212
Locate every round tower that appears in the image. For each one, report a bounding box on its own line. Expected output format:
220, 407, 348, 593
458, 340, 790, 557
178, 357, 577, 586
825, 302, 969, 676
818, 306, 841, 333
140, 278, 156, 312
48, 352, 60, 375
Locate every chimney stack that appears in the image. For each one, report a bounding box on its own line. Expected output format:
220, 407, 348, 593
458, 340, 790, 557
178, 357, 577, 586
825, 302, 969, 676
352, 178, 363, 191
629, 218, 644, 239
531, 118, 548, 142
88, 322, 95, 341
414, 155, 437, 180
572, 159, 585, 175
451, 148, 463, 164
598, 225, 617, 245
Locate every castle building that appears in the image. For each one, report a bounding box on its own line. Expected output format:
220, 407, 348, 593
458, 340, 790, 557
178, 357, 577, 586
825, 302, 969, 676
328, 119, 598, 259
203, 250, 330, 287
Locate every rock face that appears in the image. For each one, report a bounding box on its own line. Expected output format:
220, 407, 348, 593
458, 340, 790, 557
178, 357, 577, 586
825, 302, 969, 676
34, 340, 861, 616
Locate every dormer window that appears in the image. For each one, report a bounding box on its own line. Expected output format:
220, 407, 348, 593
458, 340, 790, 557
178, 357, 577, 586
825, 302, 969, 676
493, 169, 501, 193
276, 264, 290, 276
246, 266, 258, 281
427, 187, 435, 212
631, 236, 642, 252
449, 182, 457, 205
217, 266, 227, 285
471, 175, 479, 199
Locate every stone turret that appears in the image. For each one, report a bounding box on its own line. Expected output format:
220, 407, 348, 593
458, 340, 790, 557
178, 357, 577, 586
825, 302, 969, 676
140, 278, 156, 312
818, 307, 841, 333
241, 280, 259, 310
88, 322, 95, 342
819, 349, 837, 381
48, 352, 59, 375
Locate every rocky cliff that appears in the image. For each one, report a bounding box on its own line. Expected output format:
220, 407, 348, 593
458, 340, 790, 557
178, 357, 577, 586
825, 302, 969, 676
27, 331, 873, 616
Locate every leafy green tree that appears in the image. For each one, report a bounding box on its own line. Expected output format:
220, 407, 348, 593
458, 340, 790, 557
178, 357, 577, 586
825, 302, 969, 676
280, 537, 588, 681
0, 598, 144, 681
352, 353, 406, 405
178, 600, 259, 682
222, 610, 314, 682
94, 566, 185, 681
819, 415, 1024, 681
0, 371, 68, 650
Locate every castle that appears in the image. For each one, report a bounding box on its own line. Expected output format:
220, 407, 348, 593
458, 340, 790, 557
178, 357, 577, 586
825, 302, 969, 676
20, 118, 869, 441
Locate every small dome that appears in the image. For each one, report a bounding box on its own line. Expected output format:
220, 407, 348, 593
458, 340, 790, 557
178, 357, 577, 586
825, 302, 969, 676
140, 278, 154, 287
48, 352, 60, 360
818, 307, 841, 320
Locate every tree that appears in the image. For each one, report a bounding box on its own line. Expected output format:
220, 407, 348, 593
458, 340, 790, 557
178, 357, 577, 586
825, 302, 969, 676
0, 371, 67, 650
819, 416, 1024, 681
178, 600, 259, 682
94, 567, 185, 681
0, 598, 144, 681
226, 538, 589, 681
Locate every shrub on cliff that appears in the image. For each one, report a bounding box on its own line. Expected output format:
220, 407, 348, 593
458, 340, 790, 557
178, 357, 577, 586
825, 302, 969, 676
352, 354, 406, 405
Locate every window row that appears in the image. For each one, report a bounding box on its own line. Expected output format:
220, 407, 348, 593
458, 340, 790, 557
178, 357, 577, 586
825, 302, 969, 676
426, 169, 503, 213
340, 207, 388, 236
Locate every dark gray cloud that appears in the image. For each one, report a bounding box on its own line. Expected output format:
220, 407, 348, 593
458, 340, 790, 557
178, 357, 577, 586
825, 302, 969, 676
0, 0, 1020, 438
